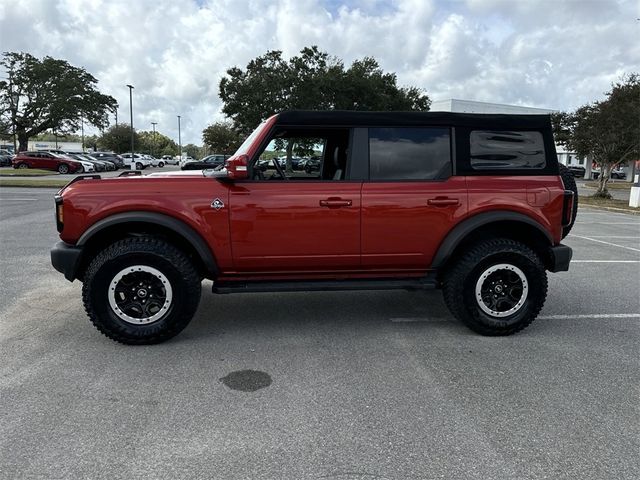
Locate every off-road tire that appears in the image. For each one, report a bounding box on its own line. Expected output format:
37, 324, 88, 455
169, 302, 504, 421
443, 239, 548, 336
58, 164, 69, 174
82, 237, 201, 345
558, 164, 578, 238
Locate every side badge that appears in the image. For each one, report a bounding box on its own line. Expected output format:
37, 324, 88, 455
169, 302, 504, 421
211, 198, 225, 210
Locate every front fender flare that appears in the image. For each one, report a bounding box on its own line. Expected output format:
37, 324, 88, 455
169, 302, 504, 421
77, 211, 219, 277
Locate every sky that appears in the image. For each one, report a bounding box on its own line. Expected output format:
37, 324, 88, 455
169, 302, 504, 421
0, 0, 638, 145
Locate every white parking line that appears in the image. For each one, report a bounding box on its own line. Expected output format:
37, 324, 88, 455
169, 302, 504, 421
539, 313, 640, 320
390, 313, 640, 322
569, 234, 640, 252
580, 236, 640, 239
572, 260, 640, 263
574, 222, 640, 225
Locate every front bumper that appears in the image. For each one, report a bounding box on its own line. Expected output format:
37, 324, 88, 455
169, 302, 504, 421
548, 244, 572, 272
51, 241, 83, 281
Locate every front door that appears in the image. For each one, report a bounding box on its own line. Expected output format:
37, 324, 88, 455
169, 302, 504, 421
229, 127, 361, 274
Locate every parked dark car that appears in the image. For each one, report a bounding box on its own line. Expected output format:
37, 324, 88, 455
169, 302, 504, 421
304, 156, 321, 173
181, 154, 229, 170
92, 152, 125, 169
0, 150, 12, 167
567, 165, 586, 177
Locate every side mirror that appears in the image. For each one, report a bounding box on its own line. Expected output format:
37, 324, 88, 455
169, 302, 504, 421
225, 154, 249, 180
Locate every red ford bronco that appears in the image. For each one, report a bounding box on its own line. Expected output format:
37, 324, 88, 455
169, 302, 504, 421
51, 111, 577, 344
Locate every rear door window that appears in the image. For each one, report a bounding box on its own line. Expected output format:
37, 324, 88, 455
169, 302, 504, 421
470, 130, 545, 170
369, 128, 451, 180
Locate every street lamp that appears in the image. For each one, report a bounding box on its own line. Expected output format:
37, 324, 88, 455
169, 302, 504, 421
126, 84, 134, 157
177, 115, 182, 160
151, 122, 157, 157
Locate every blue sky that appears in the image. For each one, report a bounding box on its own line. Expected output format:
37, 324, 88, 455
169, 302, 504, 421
1, 0, 638, 144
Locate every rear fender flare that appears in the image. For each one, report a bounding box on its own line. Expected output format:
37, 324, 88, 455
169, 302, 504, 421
431, 211, 552, 270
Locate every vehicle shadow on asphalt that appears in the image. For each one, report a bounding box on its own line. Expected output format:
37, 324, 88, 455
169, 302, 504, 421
179, 286, 469, 344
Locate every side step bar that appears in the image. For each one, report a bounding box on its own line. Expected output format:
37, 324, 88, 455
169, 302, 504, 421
212, 277, 438, 294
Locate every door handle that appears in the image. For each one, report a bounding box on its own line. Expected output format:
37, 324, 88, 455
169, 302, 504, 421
427, 197, 460, 207
320, 198, 352, 208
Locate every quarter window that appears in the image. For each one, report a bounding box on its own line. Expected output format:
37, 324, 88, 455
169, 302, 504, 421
369, 128, 451, 180
470, 130, 545, 170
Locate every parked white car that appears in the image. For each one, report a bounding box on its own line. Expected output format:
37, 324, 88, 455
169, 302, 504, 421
161, 155, 179, 165
121, 153, 152, 169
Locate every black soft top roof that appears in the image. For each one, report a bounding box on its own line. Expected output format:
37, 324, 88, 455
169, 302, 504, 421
275, 110, 552, 130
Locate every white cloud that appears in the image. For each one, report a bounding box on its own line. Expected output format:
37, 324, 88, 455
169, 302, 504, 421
0, 0, 638, 144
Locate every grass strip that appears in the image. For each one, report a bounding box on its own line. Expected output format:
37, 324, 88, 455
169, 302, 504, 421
0, 169, 55, 177
579, 195, 639, 214
584, 181, 632, 190
0, 179, 67, 188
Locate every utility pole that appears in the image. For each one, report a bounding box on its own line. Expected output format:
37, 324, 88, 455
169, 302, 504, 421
126, 84, 134, 157
151, 122, 157, 157
177, 115, 182, 160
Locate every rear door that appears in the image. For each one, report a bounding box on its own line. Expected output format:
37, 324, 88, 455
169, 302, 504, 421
361, 127, 467, 271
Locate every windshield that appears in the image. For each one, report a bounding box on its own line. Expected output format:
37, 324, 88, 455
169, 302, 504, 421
233, 119, 271, 157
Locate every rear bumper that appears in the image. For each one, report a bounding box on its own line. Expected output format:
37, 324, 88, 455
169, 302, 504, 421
50, 241, 83, 281
548, 244, 572, 272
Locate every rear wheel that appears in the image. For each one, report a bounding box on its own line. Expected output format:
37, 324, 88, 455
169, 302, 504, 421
158, 162, 165, 168
135, 162, 143, 170
58, 164, 69, 174
17, 163, 29, 169
82, 237, 201, 345
443, 239, 547, 336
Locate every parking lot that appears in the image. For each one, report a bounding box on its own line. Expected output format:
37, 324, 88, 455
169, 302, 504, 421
0, 188, 638, 479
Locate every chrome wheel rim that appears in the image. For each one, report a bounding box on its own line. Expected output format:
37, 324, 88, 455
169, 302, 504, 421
108, 265, 173, 325
475, 263, 528, 318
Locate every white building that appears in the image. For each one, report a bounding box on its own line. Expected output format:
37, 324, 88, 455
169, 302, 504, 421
28, 141, 84, 152
431, 99, 634, 180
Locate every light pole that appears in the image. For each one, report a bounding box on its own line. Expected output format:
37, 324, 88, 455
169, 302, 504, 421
151, 122, 157, 157
80, 115, 85, 152
177, 115, 182, 160
126, 84, 134, 157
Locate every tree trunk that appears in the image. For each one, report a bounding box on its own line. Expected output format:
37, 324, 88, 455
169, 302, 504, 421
595, 163, 612, 198
17, 129, 28, 152
285, 139, 293, 174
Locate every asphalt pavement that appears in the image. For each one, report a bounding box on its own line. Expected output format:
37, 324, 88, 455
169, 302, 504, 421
0, 188, 638, 480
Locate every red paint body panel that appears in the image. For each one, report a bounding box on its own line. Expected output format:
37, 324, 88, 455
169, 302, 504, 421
228, 181, 362, 272
465, 176, 565, 244
59, 175, 235, 270
361, 177, 468, 269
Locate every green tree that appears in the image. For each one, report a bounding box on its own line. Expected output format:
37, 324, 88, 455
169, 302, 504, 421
0, 52, 117, 152
219, 46, 430, 171
202, 121, 242, 155
97, 123, 139, 153
562, 74, 639, 197
183, 143, 201, 159
137, 130, 178, 156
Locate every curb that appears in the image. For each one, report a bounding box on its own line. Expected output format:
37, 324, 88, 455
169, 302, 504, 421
580, 204, 640, 215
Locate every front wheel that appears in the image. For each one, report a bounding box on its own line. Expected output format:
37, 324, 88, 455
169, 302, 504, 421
58, 164, 69, 174
443, 239, 547, 336
17, 163, 29, 169
82, 237, 201, 344
135, 162, 143, 170
158, 162, 164, 168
